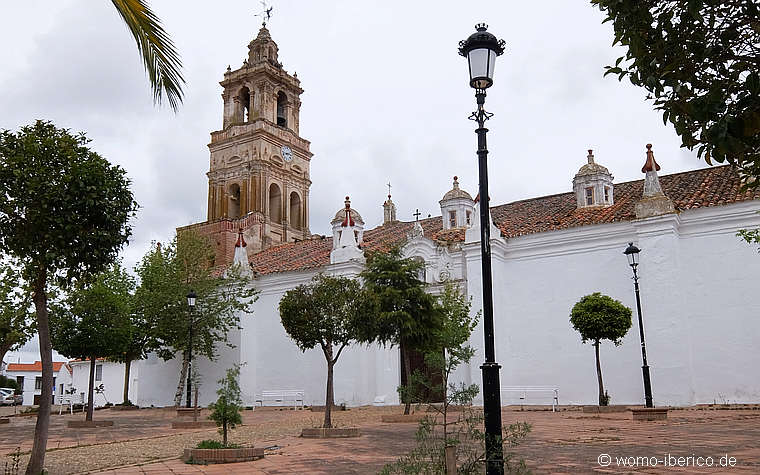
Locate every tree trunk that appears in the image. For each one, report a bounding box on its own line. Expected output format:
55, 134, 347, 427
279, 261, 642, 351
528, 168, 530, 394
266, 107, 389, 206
0, 345, 11, 376
26, 270, 52, 475
323, 343, 334, 429
173, 350, 189, 407
87, 356, 96, 421
402, 342, 412, 415
122, 358, 132, 404
222, 420, 228, 446
595, 341, 605, 406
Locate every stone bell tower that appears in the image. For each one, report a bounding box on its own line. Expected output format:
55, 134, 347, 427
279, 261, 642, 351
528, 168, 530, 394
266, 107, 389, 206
204, 24, 313, 257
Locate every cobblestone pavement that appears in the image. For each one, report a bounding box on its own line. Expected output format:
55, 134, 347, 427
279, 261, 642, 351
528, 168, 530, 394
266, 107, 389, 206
2, 406, 759, 474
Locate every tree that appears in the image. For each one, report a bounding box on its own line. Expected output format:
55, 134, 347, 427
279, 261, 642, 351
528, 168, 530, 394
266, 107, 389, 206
50, 263, 133, 421
208, 365, 244, 446
134, 233, 258, 407
111, 0, 185, 111
359, 247, 443, 415
279, 273, 370, 428
0, 258, 35, 370
569, 292, 632, 406
0, 120, 137, 474
738, 228, 760, 253
593, 0, 760, 188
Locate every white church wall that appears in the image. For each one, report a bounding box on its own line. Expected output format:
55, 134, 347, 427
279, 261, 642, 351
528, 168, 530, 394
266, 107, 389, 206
462, 200, 760, 407
70, 360, 126, 406
133, 354, 182, 407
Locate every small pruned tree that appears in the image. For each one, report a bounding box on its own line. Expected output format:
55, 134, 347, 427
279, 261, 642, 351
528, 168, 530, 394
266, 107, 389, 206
358, 247, 443, 415
208, 365, 244, 446
279, 273, 371, 428
50, 262, 133, 421
570, 292, 632, 406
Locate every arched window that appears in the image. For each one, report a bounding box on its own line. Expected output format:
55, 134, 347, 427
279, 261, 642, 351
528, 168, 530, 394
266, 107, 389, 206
276, 91, 287, 127
289, 192, 302, 229
228, 183, 241, 218
269, 183, 282, 222
238, 87, 251, 122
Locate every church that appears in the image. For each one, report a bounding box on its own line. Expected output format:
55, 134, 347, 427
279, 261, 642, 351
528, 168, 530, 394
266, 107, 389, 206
127, 25, 760, 409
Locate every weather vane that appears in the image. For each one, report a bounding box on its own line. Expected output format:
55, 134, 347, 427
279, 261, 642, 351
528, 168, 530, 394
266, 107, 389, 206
255, 0, 273, 26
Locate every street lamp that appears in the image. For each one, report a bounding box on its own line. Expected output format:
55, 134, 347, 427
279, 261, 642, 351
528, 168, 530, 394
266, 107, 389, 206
186, 289, 197, 409
624, 243, 654, 408
459, 23, 506, 475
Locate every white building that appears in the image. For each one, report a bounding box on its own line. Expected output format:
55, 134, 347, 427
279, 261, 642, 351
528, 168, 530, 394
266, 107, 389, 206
68, 359, 131, 407
4, 361, 72, 406
122, 26, 760, 409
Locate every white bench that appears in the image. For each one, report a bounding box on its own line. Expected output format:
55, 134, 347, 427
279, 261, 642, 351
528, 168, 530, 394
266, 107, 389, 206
255, 390, 305, 409
501, 386, 559, 412
58, 393, 84, 415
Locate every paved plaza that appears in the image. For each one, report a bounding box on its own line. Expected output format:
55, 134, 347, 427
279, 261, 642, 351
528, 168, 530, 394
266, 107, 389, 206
1, 406, 759, 474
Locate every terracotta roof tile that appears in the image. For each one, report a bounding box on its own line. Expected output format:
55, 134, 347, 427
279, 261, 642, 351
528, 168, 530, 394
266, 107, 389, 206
249, 166, 758, 276
6, 361, 69, 373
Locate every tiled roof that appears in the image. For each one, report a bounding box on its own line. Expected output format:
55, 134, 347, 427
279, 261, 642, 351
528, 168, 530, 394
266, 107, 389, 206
250, 166, 758, 276
6, 361, 69, 373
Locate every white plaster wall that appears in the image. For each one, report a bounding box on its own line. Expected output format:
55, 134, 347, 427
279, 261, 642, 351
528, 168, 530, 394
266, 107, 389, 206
70, 361, 125, 406
4, 368, 72, 406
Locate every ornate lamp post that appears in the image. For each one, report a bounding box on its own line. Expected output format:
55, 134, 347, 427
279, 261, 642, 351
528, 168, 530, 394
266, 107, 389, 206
459, 24, 506, 474
624, 243, 654, 408
186, 289, 197, 409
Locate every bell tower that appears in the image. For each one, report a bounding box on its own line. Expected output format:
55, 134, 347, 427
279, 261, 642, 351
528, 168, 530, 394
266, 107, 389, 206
205, 24, 312, 255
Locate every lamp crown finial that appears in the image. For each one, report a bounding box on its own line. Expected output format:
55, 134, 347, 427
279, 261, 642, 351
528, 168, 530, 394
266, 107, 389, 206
475, 23, 488, 31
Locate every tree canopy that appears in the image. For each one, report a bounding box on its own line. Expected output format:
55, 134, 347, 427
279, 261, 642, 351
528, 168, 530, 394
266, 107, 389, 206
51, 262, 134, 420
279, 273, 371, 428
0, 257, 35, 368
594, 0, 760, 187
0, 120, 136, 473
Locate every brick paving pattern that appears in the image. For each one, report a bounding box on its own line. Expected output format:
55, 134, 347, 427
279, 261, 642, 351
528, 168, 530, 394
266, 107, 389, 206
2, 406, 758, 474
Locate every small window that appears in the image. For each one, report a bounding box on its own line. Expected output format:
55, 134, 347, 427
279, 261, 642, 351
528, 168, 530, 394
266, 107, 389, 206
449, 210, 457, 228
59, 384, 63, 395
95, 364, 103, 382
585, 187, 594, 206
35, 377, 42, 390
604, 186, 610, 203
466, 210, 472, 225
16, 376, 24, 388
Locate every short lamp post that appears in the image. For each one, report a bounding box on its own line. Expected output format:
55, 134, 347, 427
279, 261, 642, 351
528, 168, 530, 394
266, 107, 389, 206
459, 24, 506, 475
624, 243, 654, 408
186, 289, 197, 409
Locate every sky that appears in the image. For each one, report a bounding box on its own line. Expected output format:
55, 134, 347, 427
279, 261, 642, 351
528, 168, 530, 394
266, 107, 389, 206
0, 1, 709, 363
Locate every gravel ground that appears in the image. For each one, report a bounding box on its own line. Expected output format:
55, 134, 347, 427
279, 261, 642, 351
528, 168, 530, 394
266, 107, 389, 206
1, 406, 406, 475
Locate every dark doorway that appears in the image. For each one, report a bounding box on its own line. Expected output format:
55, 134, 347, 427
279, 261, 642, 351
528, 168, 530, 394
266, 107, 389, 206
400, 344, 444, 403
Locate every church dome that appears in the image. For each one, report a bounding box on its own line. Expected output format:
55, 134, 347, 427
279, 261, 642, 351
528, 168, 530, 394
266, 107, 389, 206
441, 176, 473, 202
575, 150, 610, 177
331, 197, 364, 225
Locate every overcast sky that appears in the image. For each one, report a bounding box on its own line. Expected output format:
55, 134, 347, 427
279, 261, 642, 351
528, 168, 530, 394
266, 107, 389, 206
1, 1, 708, 363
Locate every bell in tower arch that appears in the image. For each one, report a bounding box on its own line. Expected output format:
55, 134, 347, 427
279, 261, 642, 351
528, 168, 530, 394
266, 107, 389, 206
276, 91, 287, 127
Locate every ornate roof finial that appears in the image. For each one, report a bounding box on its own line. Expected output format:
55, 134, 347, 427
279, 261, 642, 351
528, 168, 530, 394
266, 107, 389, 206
587, 149, 594, 164
413, 209, 422, 221
453, 176, 460, 189
255, 0, 273, 27
642, 143, 661, 173
342, 196, 355, 227
235, 228, 247, 248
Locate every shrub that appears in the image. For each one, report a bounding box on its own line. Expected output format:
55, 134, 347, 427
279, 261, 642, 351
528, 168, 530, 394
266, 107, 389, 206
195, 439, 240, 449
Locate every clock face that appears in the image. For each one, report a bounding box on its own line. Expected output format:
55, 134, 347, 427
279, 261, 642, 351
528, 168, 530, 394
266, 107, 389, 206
281, 145, 293, 162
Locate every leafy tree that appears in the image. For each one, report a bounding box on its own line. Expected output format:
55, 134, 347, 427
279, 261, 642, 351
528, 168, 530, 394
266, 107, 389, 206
738, 228, 760, 253
569, 292, 632, 406
208, 365, 244, 446
111, 0, 185, 110
359, 247, 443, 415
0, 258, 35, 369
134, 233, 258, 407
50, 263, 133, 421
279, 273, 370, 428
594, 0, 760, 187
0, 121, 136, 474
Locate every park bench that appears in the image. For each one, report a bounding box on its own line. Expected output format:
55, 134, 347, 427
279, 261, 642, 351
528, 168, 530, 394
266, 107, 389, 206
255, 389, 305, 409
501, 386, 559, 412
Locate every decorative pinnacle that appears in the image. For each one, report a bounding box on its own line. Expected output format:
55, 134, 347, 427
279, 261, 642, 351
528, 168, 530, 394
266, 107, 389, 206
475, 23, 488, 31
235, 228, 247, 248
344, 196, 351, 209
642, 143, 661, 173
587, 149, 595, 164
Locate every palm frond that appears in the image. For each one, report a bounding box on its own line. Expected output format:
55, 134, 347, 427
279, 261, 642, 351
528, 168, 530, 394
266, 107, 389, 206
111, 0, 185, 111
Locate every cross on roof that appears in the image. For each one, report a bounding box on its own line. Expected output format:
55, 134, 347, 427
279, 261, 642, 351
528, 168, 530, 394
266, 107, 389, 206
413, 209, 421, 221
387, 182, 392, 197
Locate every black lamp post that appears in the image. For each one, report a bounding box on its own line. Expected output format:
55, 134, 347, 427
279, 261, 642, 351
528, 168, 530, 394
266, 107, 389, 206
459, 24, 506, 475
186, 289, 197, 409
624, 243, 654, 408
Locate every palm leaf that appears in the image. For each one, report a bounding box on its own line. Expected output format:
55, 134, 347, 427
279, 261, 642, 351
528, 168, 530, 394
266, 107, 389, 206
111, 0, 185, 111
